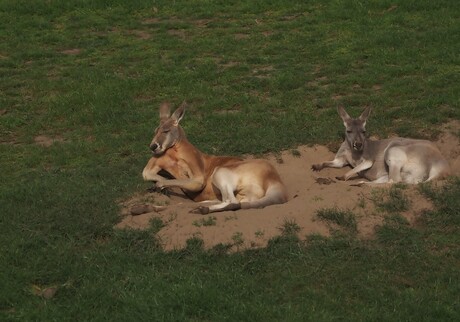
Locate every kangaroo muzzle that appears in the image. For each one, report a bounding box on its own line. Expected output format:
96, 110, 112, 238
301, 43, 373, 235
353, 141, 363, 151
150, 143, 162, 154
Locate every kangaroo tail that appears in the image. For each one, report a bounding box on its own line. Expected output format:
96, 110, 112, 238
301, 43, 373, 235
194, 183, 288, 214
426, 159, 451, 182
240, 184, 288, 210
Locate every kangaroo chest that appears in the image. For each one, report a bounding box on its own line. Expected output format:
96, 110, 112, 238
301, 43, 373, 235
346, 141, 389, 181
160, 152, 195, 180
343, 148, 363, 168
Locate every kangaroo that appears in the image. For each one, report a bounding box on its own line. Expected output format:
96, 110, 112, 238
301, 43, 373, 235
312, 106, 450, 184
142, 101, 288, 214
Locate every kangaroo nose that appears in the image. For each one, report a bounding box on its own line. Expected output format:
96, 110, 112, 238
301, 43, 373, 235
355, 142, 363, 149
150, 143, 158, 152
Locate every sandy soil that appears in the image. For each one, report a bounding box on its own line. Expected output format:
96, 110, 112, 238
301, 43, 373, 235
116, 122, 460, 251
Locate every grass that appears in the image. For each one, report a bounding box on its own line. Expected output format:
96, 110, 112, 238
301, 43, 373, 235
316, 208, 358, 235
192, 216, 217, 227
278, 218, 302, 236
231, 232, 245, 250
0, 0, 459, 320
372, 184, 412, 214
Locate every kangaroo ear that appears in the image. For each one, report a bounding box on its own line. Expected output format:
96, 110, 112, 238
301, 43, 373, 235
159, 102, 171, 122
337, 105, 351, 125
359, 106, 371, 124
171, 101, 187, 125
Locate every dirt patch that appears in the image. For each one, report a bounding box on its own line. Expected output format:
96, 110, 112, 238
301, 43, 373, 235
167, 29, 186, 38
60, 49, 82, 55
193, 19, 212, 27
219, 61, 240, 69
128, 30, 151, 40
116, 123, 460, 251
332, 94, 344, 101
252, 66, 275, 80
34, 135, 65, 147
234, 33, 249, 40
142, 17, 161, 25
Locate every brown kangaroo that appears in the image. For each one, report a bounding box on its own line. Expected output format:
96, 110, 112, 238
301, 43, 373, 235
312, 106, 450, 184
142, 102, 288, 214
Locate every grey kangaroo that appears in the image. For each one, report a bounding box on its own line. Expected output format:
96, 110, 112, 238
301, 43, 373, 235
312, 106, 450, 184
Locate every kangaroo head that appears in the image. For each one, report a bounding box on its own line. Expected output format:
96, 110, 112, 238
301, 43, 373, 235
149, 101, 186, 155
337, 106, 371, 152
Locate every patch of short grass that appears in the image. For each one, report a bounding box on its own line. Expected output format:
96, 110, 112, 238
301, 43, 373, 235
372, 184, 411, 214
278, 218, 301, 236
316, 208, 358, 235
231, 232, 245, 251
418, 177, 460, 236
193, 216, 217, 227
149, 217, 165, 233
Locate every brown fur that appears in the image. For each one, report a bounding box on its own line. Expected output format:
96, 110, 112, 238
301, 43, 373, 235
142, 102, 288, 214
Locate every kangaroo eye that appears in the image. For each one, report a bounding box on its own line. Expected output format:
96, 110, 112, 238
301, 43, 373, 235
361, 130, 366, 134
346, 130, 352, 133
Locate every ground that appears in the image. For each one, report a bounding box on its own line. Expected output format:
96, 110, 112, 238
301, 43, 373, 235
117, 122, 460, 251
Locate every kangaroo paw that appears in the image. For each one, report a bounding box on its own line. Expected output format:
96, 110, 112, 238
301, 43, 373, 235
311, 164, 323, 172
147, 184, 171, 197
335, 175, 346, 181
159, 187, 171, 197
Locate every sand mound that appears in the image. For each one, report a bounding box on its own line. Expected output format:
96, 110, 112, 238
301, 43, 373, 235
116, 121, 460, 251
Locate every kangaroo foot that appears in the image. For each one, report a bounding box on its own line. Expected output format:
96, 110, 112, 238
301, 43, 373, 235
190, 206, 210, 215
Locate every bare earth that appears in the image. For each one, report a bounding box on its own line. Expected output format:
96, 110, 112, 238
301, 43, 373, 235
116, 122, 460, 251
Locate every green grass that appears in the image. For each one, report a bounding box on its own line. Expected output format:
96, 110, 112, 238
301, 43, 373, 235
316, 208, 358, 235
372, 184, 412, 214
278, 218, 302, 236
192, 216, 217, 227
1, 0, 459, 320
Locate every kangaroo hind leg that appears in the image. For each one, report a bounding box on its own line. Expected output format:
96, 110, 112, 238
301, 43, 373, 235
385, 147, 407, 183
191, 167, 241, 214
